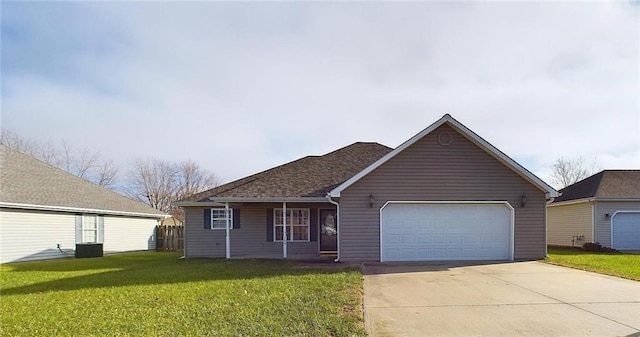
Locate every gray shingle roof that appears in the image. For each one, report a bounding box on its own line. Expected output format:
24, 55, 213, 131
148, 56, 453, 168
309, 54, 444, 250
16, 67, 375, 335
553, 170, 640, 203
186, 142, 392, 201
0, 145, 166, 217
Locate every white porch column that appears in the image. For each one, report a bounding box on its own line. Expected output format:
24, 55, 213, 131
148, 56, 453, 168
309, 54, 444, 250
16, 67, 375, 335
225, 202, 231, 259
282, 201, 288, 259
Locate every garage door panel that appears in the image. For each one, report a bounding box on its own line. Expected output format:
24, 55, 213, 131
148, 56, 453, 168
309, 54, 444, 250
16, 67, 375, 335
612, 213, 640, 250
381, 203, 512, 261
463, 233, 478, 244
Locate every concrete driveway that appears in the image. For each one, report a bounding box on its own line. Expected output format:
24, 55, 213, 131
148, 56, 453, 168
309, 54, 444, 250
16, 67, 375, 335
363, 261, 640, 337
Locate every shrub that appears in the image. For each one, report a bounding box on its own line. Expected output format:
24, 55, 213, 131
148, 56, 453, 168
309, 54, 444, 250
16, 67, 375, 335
582, 242, 618, 253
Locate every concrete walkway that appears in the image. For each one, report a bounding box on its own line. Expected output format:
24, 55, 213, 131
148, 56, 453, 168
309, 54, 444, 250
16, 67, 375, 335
363, 261, 640, 337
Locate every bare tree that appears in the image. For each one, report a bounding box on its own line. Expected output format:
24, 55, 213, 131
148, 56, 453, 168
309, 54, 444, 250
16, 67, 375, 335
550, 157, 600, 188
127, 158, 219, 221
127, 158, 176, 213
59, 140, 101, 178
95, 159, 119, 189
176, 160, 220, 199
1, 128, 119, 189
0, 129, 52, 161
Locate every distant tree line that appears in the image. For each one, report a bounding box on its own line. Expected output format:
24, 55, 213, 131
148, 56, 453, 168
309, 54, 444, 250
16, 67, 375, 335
1, 129, 218, 221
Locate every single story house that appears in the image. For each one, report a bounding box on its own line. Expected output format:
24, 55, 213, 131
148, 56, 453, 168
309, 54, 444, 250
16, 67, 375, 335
0, 145, 168, 264
175, 114, 558, 262
547, 170, 640, 250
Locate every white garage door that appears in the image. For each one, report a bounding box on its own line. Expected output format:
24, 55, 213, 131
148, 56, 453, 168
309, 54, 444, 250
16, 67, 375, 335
612, 212, 640, 250
381, 203, 512, 261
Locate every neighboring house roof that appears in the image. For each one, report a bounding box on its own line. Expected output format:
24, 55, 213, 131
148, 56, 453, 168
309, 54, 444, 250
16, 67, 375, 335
180, 142, 392, 203
552, 170, 640, 203
330, 114, 559, 198
0, 145, 166, 218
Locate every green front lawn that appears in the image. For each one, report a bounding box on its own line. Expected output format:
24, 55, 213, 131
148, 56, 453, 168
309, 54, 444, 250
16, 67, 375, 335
0, 253, 365, 336
546, 247, 640, 281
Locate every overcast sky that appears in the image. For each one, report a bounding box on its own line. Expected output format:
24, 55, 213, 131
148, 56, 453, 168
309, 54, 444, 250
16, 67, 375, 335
2, 1, 639, 188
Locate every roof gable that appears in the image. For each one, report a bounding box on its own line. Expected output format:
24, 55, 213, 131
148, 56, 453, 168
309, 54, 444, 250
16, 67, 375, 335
329, 114, 559, 198
553, 170, 640, 202
0, 145, 166, 217
183, 142, 392, 202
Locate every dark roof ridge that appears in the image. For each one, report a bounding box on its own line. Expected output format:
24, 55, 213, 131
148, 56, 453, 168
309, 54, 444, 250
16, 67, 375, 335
322, 142, 391, 156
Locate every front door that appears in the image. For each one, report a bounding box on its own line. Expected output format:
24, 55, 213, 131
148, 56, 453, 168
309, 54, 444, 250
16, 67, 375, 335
319, 209, 338, 252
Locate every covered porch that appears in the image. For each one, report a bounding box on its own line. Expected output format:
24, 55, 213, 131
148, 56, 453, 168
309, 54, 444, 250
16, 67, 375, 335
180, 197, 340, 260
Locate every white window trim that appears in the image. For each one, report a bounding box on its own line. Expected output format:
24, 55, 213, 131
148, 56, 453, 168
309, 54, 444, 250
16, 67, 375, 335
210, 208, 233, 230
82, 214, 98, 243
274, 208, 310, 242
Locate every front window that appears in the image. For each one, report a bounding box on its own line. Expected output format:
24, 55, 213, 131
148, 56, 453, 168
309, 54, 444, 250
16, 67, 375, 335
274, 208, 309, 241
82, 215, 98, 243
211, 209, 233, 229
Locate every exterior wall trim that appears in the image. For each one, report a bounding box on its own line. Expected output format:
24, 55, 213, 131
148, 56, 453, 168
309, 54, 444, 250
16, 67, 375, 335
610, 210, 640, 249
0, 202, 167, 219
378, 201, 515, 261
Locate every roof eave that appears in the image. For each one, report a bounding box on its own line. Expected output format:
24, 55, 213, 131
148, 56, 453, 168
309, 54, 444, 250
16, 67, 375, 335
548, 198, 595, 207
329, 114, 560, 198
593, 197, 640, 202
0, 202, 168, 219
211, 197, 330, 203
174, 197, 331, 206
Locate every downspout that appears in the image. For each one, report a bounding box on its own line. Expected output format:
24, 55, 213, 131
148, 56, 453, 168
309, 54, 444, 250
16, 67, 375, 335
225, 202, 231, 259
326, 194, 340, 263
283, 202, 288, 259
545, 197, 555, 258
591, 199, 595, 244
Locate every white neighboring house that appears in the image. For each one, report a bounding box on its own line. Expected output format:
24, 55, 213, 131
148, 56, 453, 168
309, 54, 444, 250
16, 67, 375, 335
0, 145, 168, 264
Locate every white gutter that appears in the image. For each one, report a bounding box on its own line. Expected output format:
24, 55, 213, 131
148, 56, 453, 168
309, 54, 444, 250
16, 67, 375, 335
547, 198, 594, 207
205, 197, 329, 203
0, 202, 168, 219
172, 201, 227, 207
326, 194, 341, 263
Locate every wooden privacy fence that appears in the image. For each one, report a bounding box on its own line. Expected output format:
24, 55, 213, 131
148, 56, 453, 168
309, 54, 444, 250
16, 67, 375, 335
156, 225, 184, 252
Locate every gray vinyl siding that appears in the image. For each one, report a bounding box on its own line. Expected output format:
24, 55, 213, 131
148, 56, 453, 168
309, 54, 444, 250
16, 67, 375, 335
339, 124, 547, 262
184, 203, 333, 259
184, 207, 226, 258
594, 201, 640, 247
547, 202, 593, 247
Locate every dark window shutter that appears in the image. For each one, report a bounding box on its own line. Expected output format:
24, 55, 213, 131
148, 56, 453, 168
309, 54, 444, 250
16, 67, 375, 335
233, 209, 240, 229
310, 208, 318, 242
97, 216, 105, 243
75, 215, 83, 243
203, 209, 211, 229
266, 208, 273, 242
